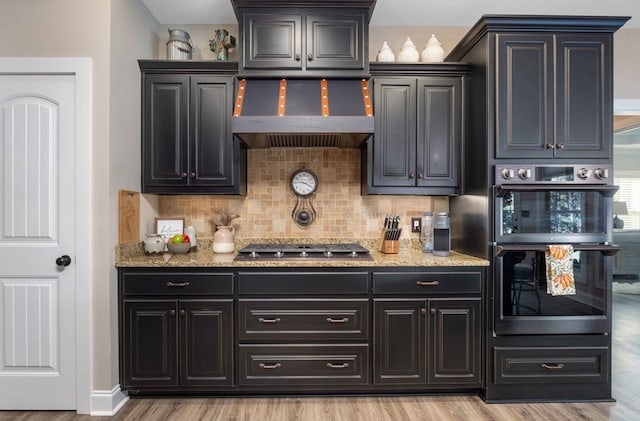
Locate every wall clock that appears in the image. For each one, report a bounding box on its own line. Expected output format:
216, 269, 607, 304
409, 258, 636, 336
290, 167, 318, 226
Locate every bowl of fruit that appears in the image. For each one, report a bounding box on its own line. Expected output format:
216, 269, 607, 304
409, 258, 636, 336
166, 233, 191, 254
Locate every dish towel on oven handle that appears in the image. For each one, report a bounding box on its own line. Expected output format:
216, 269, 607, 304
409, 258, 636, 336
545, 245, 576, 296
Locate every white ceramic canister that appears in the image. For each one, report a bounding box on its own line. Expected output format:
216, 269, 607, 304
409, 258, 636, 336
420, 34, 445, 63
397, 38, 419, 63
213, 226, 235, 253
376, 41, 395, 62
143, 234, 165, 255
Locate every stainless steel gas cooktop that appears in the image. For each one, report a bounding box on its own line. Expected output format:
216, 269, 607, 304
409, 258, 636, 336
234, 243, 373, 261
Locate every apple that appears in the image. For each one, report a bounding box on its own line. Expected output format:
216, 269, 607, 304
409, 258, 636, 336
171, 233, 185, 244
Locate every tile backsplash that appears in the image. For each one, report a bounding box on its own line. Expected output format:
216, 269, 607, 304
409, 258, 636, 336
159, 148, 448, 239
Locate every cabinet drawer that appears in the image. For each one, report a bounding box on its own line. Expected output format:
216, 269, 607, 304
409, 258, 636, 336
373, 272, 481, 295
238, 299, 369, 341
122, 272, 234, 296
239, 344, 369, 386
494, 346, 609, 384
238, 272, 368, 295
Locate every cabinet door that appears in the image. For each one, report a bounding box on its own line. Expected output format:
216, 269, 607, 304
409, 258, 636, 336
179, 300, 234, 387
373, 299, 426, 385
122, 300, 178, 388
428, 298, 481, 385
496, 34, 554, 158
306, 13, 365, 70
371, 78, 417, 188
555, 34, 612, 159
416, 78, 461, 187
190, 76, 235, 187
142, 75, 189, 188
242, 13, 302, 70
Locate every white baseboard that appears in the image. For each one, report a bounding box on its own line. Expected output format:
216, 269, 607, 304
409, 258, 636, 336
90, 385, 129, 416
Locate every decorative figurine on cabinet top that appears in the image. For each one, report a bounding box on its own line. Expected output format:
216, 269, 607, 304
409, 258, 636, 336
420, 34, 445, 63
376, 41, 395, 62
397, 37, 420, 63
209, 28, 236, 61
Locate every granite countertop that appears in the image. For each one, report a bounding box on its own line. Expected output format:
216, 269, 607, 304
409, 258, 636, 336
116, 238, 489, 268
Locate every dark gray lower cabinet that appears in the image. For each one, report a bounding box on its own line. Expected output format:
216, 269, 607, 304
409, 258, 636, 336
374, 298, 481, 387
119, 271, 234, 391
119, 267, 483, 394
373, 270, 482, 388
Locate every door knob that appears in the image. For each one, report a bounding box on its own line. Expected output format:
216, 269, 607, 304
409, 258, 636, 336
56, 255, 71, 267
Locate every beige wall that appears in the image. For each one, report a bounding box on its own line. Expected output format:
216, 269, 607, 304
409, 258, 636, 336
0, 0, 159, 394
0, 0, 112, 392
109, 0, 159, 390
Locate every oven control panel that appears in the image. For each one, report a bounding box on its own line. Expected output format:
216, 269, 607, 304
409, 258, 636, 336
495, 164, 612, 184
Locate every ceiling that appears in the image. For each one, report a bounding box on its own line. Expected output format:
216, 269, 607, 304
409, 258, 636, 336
141, 0, 639, 28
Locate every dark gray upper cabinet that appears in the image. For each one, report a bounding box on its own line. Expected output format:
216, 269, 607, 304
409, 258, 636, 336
496, 33, 612, 159
364, 64, 467, 195
238, 8, 368, 76
140, 61, 246, 194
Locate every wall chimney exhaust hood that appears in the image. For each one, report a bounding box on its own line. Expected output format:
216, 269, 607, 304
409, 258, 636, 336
232, 78, 374, 148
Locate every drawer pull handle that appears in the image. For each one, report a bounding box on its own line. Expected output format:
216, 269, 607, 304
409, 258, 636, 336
166, 281, 190, 288
541, 363, 565, 370
326, 362, 349, 369
326, 317, 349, 323
258, 317, 281, 324
416, 280, 440, 286
259, 363, 282, 369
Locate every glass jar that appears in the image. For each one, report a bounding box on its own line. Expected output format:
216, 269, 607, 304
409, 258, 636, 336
421, 212, 433, 253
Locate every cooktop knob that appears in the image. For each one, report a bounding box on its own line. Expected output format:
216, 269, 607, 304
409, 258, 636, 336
517, 168, 531, 180
594, 168, 609, 179
577, 168, 590, 180
500, 168, 514, 180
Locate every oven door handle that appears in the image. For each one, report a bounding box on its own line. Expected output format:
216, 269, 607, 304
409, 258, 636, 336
494, 244, 619, 257
494, 184, 618, 198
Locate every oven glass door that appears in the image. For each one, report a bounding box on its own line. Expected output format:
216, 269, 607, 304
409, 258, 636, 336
494, 245, 615, 335
495, 185, 617, 243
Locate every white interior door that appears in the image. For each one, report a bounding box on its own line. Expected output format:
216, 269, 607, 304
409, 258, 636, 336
0, 74, 77, 409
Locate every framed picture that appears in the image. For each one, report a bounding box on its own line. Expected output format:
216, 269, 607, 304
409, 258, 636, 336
155, 218, 184, 239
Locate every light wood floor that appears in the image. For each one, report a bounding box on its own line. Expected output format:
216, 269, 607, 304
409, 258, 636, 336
3, 293, 639, 421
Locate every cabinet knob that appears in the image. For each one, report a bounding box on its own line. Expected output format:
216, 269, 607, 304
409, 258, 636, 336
409, 173, 415, 179
169, 309, 176, 317
556, 144, 565, 149
307, 53, 313, 61
420, 308, 427, 316
189, 172, 196, 179
179, 309, 186, 317
430, 308, 436, 315
417, 173, 424, 179
180, 172, 188, 178
295, 53, 301, 61
545, 144, 554, 149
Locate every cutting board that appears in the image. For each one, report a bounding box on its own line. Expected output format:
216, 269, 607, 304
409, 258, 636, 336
118, 190, 140, 244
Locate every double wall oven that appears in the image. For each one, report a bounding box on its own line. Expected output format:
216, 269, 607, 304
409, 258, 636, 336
492, 164, 619, 335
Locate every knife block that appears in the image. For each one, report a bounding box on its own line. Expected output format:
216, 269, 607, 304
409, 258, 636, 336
379, 229, 400, 254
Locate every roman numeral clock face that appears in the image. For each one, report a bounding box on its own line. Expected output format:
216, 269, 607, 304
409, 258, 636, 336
290, 168, 318, 197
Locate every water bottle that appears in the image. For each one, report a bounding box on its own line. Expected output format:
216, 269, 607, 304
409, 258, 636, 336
421, 212, 433, 253
184, 225, 197, 251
